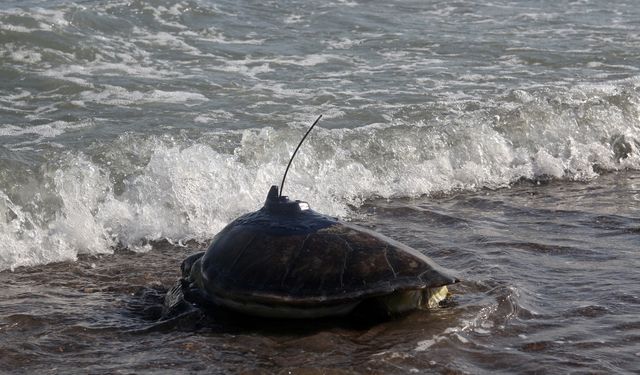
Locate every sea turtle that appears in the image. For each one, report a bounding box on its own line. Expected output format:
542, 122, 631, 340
162, 115, 458, 319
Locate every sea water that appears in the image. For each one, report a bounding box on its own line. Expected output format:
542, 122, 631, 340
1, 1, 639, 373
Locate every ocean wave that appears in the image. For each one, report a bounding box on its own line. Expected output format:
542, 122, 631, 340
2, 0, 640, 271
1, 81, 640, 271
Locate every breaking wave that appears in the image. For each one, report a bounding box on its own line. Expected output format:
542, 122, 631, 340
1, 80, 640, 271
2, 0, 640, 271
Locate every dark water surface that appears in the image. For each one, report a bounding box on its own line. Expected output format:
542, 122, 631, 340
2, 172, 638, 374
2, 0, 640, 373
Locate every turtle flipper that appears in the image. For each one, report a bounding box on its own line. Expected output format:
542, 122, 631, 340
180, 252, 205, 278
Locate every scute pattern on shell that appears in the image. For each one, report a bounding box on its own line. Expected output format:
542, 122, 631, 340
199, 217, 457, 305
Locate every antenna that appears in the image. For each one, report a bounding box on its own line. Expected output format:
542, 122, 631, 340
279, 114, 323, 198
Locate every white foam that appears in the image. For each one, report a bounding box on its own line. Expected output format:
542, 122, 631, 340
249, 83, 314, 100
196, 28, 265, 45
79, 85, 207, 106
284, 14, 305, 24
0, 7, 70, 33
248, 54, 345, 68
137, 31, 199, 53
532, 150, 565, 178
215, 61, 273, 79
2, 79, 640, 271
0, 191, 76, 271
4, 43, 43, 64
326, 38, 362, 50
194, 110, 234, 123
166, 4, 185, 17
459, 73, 497, 82
49, 159, 115, 254
0, 89, 32, 103
32, 7, 70, 29
0, 24, 39, 33
336, 0, 359, 7
144, 4, 188, 30
295, 54, 333, 67
0, 119, 93, 138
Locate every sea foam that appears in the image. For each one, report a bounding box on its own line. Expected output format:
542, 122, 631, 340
1, 83, 639, 271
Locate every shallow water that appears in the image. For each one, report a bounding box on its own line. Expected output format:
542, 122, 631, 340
2, 0, 640, 271
2, 172, 639, 374
1, 0, 640, 373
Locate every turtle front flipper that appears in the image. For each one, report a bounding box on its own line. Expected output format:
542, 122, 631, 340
161, 279, 195, 320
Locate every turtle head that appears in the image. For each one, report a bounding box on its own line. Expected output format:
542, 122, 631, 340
264, 185, 310, 214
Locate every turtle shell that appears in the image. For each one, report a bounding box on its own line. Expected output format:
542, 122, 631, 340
196, 186, 458, 308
